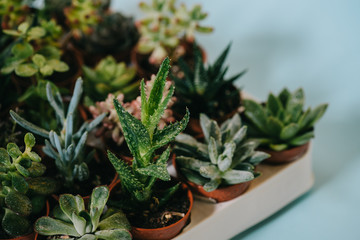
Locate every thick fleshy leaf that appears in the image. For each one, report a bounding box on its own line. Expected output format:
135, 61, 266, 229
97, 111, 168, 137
72, 212, 86, 235
303, 104, 328, 129
95, 229, 132, 240
11, 42, 33, 59
90, 186, 109, 231
27, 26, 46, 40
27, 151, 41, 162
247, 151, 270, 165
98, 211, 131, 231
5, 190, 32, 216
222, 170, 254, 184
266, 116, 284, 137
27, 162, 46, 177
203, 178, 221, 192
27, 177, 58, 195
79, 234, 96, 240
269, 143, 288, 151
32, 54, 46, 67
243, 99, 268, 134
180, 168, 208, 185
136, 147, 171, 181
176, 156, 210, 171
24, 132, 36, 148
278, 88, 291, 106
0, 148, 10, 166
11, 172, 28, 193
48, 59, 69, 72
10, 110, 50, 138
267, 93, 282, 116
7, 143, 22, 159
280, 123, 300, 140
2, 208, 31, 237
289, 131, 314, 146
59, 194, 85, 220
208, 137, 218, 164
15, 63, 38, 77
232, 140, 258, 167
35, 217, 80, 237
199, 165, 220, 179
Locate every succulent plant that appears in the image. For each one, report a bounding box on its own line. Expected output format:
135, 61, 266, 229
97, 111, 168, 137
82, 55, 139, 102
137, 0, 213, 64
0, 133, 57, 238
0, 0, 31, 29
9, 78, 106, 188
107, 58, 189, 211
171, 43, 246, 120
243, 88, 328, 151
75, 12, 139, 57
89, 81, 175, 146
35, 186, 132, 240
174, 114, 269, 192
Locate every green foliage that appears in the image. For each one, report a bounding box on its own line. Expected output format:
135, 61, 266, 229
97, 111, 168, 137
172, 43, 246, 119
35, 186, 132, 240
174, 114, 269, 192
10, 78, 106, 187
107, 58, 189, 210
137, 0, 213, 64
0, 0, 31, 29
0, 133, 57, 238
243, 88, 328, 151
82, 56, 139, 101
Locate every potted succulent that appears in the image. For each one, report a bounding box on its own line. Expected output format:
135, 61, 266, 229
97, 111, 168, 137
171, 43, 246, 138
243, 88, 328, 163
34, 186, 132, 240
88, 75, 175, 152
9, 78, 112, 197
174, 113, 269, 202
82, 55, 139, 103
0, 133, 57, 239
132, 0, 213, 78
106, 58, 192, 240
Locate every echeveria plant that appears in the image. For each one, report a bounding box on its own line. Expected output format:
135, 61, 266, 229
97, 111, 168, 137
243, 88, 328, 151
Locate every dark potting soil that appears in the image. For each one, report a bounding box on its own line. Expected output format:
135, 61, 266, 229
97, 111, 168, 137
127, 187, 190, 229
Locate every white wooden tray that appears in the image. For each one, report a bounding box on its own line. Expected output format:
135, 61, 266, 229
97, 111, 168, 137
169, 145, 314, 240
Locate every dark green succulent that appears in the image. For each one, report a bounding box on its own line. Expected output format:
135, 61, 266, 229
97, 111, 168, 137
10, 78, 106, 188
0, 133, 57, 238
174, 114, 269, 192
243, 88, 328, 151
171, 43, 246, 120
35, 186, 131, 240
107, 57, 189, 211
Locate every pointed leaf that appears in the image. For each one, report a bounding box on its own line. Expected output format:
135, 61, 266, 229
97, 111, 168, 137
289, 131, 314, 146
208, 137, 218, 164
243, 99, 268, 133
98, 211, 131, 231
199, 165, 221, 179
266, 116, 284, 137
59, 194, 85, 220
67, 78, 83, 118
280, 123, 300, 140
35, 217, 80, 237
90, 186, 109, 231
203, 178, 221, 192
10, 110, 50, 138
247, 151, 270, 165
176, 156, 210, 171
72, 212, 86, 236
222, 169, 254, 184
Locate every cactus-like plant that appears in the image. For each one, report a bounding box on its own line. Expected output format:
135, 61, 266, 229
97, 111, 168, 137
137, 0, 213, 65
9, 78, 106, 188
82, 55, 139, 102
174, 114, 269, 192
35, 186, 132, 240
0, 133, 57, 238
243, 88, 328, 151
107, 58, 189, 211
171, 43, 246, 120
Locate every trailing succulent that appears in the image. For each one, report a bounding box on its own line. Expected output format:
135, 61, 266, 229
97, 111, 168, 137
171, 43, 246, 119
10, 78, 106, 188
243, 88, 328, 151
35, 186, 132, 240
82, 55, 139, 102
0, 133, 57, 238
174, 114, 269, 192
137, 0, 213, 64
107, 57, 189, 211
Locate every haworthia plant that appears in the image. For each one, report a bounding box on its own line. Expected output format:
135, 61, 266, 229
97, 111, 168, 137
171, 43, 246, 119
243, 88, 328, 151
174, 114, 269, 192
10, 78, 106, 187
35, 186, 132, 240
107, 57, 189, 210
0, 133, 57, 238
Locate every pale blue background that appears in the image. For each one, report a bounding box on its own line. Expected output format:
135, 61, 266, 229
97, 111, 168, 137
113, 1, 360, 239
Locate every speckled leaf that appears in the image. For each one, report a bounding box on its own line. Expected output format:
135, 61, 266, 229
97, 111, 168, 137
247, 151, 270, 165
222, 170, 254, 185
28, 177, 58, 195
35, 216, 80, 237
5, 191, 32, 216
15, 63, 38, 77
11, 172, 28, 193
2, 208, 31, 237
176, 156, 210, 171
59, 194, 85, 220
98, 211, 131, 231
7, 143, 22, 159
203, 178, 221, 192
199, 165, 220, 179
208, 137, 218, 164
95, 229, 132, 240
24, 132, 36, 148
0, 148, 11, 166
180, 168, 207, 185
90, 186, 109, 231
27, 162, 46, 177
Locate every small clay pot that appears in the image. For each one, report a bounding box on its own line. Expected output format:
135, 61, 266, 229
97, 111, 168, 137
130, 183, 193, 240
262, 142, 310, 164
172, 156, 250, 203
2, 232, 35, 240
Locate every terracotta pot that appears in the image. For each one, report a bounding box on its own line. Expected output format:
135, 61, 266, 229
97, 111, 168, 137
130, 183, 193, 240
262, 142, 310, 164
1, 232, 35, 240
172, 156, 250, 203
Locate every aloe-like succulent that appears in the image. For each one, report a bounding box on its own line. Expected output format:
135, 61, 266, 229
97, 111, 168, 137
35, 186, 132, 240
107, 58, 189, 210
137, 0, 213, 64
9, 78, 106, 188
82, 55, 139, 102
171, 43, 246, 120
0, 133, 57, 238
243, 88, 328, 151
174, 114, 269, 192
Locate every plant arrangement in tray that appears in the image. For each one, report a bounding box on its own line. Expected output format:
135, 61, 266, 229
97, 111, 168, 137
9, 78, 107, 193
0, 133, 57, 238
133, 0, 213, 77
89, 74, 176, 148
243, 88, 328, 163
171, 43, 246, 137
106, 58, 192, 239
35, 186, 132, 240
82, 55, 139, 102
174, 113, 269, 202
